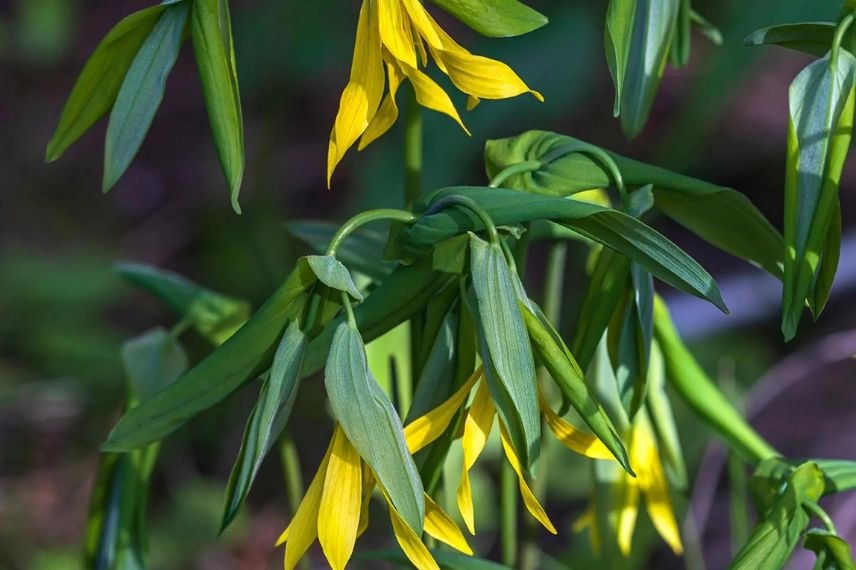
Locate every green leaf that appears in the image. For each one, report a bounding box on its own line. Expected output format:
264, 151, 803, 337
805, 529, 856, 570
305, 255, 364, 301
191, 0, 244, 213
325, 323, 425, 533
115, 261, 250, 345
428, 0, 547, 38
669, 0, 691, 67
782, 50, 856, 340
407, 310, 457, 423
645, 340, 688, 490
811, 200, 841, 318
357, 547, 513, 570
103, 261, 316, 451
815, 459, 856, 493
286, 220, 393, 281
605, 0, 680, 138
122, 327, 190, 404
221, 320, 306, 531
519, 299, 632, 475
485, 131, 783, 277
744, 22, 836, 58
102, 2, 188, 192
46, 5, 167, 162
468, 235, 540, 473
402, 186, 727, 312
730, 462, 825, 569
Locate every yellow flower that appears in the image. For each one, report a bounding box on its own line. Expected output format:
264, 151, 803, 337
403, 367, 615, 536
276, 425, 471, 570
327, 0, 543, 186
574, 411, 683, 557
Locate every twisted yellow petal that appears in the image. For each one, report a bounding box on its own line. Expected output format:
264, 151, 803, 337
423, 494, 473, 555
540, 396, 614, 460
359, 59, 404, 150
499, 423, 557, 534
457, 378, 494, 534
378, 0, 417, 68
318, 426, 363, 570
637, 423, 683, 555
400, 0, 443, 50
327, 0, 385, 187
399, 62, 469, 135
390, 504, 441, 570
404, 366, 482, 454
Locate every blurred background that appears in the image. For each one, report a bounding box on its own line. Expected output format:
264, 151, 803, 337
2, 0, 856, 568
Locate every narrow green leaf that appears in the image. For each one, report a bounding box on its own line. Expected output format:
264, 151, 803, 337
221, 320, 306, 531
357, 547, 513, 569
407, 310, 457, 423
103, 2, 188, 192
191, 0, 244, 212
286, 220, 393, 281
468, 235, 540, 472
325, 323, 425, 533
782, 50, 856, 340
604, 0, 635, 117
115, 261, 250, 345
816, 459, 856, 494
744, 22, 836, 58
46, 5, 167, 162
645, 340, 688, 490
485, 131, 783, 277
429, 0, 547, 38
305, 255, 364, 301
669, 0, 691, 67
690, 9, 722, 46
103, 261, 316, 451
810, 200, 841, 319
805, 529, 856, 570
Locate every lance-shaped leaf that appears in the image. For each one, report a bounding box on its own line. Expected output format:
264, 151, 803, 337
518, 299, 632, 474
191, 0, 244, 212
468, 235, 540, 473
116, 262, 250, 345
286, 220, 393, 281
221, 320, 306, 531
401, 187, 727, 312
811, 200, 841, 318
485, 131, 783, 277
816, 459, 856, 493
745, 22, 836, 58
805, 529, 856, 570
46, 4, 168, 162
782, 50, 856, 340
325, 323, 425, 533
305, 255, 364, 301
730, 462, 825, 569
103, 2, 189, 192
103, 261, 317, 451
357, 547, 513, 569
605, 0, 680, 138
86, 328, 187, 570
669, 0, 691, 67
429, 0, 547, 38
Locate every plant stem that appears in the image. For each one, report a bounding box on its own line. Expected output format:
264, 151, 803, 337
279, 435, 307, 568
489, 160, 542, 188
805, 501, 838, 534
325, 208, 415, 256
404, 85, 422, 206
501, 460, 518, 567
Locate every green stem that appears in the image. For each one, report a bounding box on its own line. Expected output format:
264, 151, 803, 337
489, 160, 542, 188
805, 501, 838, 534
341, 292, 357, 328
422, 195, 501, 245
653, 296, 779, 464
500, 460, 518, 567
542, 142, 629, 209
279, 434, 307, 568
325, 209, 415, 256
404, 85, 423, 206
832, 13, 855, 69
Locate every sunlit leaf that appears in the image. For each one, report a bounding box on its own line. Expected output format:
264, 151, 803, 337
429, 0, 547, 38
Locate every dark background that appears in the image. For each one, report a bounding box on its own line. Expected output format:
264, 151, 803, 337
2, 0, 855, 568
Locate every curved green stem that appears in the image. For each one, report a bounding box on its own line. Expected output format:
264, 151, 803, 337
653, 296, 779, 464
325, 209, 415, 256
489, 160, 542, 188
832, 13, 855, 69
341, 291, 357, 328
422, 195, 500, 245
542, 142, 630, 210
805, 501, 837, 534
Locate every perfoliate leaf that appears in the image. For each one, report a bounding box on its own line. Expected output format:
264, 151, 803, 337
781, 50, 856, 340
103, 2, 188, 192
305, 255, 364, 302
805, 529, 856, 570
116, 262, 250, 346
485, 131, 783, 277
221, 320, 306, 531
429, 0, 547, 38
103, 261, 316, 451
468, 235, 540, 473
744, 22, 836, 58
191, 0, 244, 212
46, 4, 167, 162
325, 323, 425, 534
605, 0, 680, 138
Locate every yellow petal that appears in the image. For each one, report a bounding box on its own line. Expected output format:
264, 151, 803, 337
637, 426, 683, 555
378, 0, 417, 68
390, 504, 441, 570
404, 366, 482, 454
423, 494, 473, 555
466, 95, 480, 111
400, 0, 443, 50
540, 396, 614, 460
456, 378, 494, 534
572, 188, 611, 207
357, 464, 376, 538
572, 503, 601, 555
399, 63, 470, 135
327, 0, 385, 187
499, 424, 557, 534
318, 426, 363, 570
616, 476, 640, 557
359, 59, 404, 150
277, 435, 335, 570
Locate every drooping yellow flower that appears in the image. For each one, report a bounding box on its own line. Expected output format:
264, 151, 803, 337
276, 424, 472, 570
403, 367, 615, 536
574, 411, 683, 557
327, 0, 543, 186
